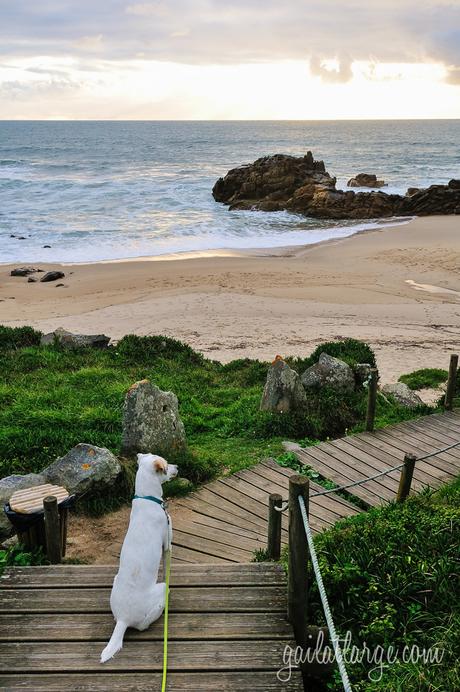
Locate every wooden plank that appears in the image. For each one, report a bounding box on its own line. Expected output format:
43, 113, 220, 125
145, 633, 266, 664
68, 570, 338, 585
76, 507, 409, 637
170, 543, 232, 564
173, 516, 267, 553
327, 438, 402, 493
174, 503, 268, 541
187, 486, 271, 532
241, 463, 358, 523
296, 448, 384, 507
262, 459, 360, 515
0, 671, 303, 691
367, 429, 458, 480
0, 563, 285, 589
231, 466, 338, 527
0, 586, 287, 613
0, 611, 294, 641
172, 529, 254, 562
312, 441, 397, 500
0, 640, 295, 673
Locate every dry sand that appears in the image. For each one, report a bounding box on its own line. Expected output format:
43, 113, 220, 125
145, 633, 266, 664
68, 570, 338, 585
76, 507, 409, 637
1, 215, 460, 384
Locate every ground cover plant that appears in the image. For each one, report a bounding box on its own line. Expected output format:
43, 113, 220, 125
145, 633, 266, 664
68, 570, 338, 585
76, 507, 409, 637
281, 479, 460, 691
399, 368, 448, 391
0, 327, 434, 513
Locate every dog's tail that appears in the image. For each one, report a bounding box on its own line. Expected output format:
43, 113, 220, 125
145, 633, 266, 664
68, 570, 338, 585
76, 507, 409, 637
100, 621, 128, 663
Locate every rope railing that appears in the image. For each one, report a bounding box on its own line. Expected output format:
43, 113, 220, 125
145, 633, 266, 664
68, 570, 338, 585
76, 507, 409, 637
298, 494, 352, 692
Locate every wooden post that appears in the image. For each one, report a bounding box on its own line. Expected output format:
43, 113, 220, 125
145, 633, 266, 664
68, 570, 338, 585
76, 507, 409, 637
397, 453, 417, 502
445, 354, 458, 411
366, 368, 378, 432
267, 493, 282, 560
288, 475, 310, 648
43, 496, 62, 564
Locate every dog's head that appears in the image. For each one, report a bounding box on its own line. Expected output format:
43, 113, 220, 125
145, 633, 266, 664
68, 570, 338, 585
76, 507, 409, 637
137, 453, 178, 484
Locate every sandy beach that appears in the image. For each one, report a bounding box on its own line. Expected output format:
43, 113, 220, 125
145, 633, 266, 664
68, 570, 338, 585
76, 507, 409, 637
1, 215, 460, 384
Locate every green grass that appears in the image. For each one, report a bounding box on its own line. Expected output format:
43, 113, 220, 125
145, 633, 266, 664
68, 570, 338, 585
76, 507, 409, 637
0, 328, 435, 514
282, 479, 460, 691
399, 368, 448, 391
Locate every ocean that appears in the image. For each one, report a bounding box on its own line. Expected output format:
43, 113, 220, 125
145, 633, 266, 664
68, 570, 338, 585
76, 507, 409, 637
1, 120, 459, 264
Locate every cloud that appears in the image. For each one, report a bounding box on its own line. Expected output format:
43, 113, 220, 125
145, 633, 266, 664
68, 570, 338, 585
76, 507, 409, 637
0, 1, 459, 84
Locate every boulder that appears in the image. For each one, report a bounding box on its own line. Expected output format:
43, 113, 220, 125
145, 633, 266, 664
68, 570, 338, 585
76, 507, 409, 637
10, 267, 42, 277
0, 473, 46, 538
406, 187, 422, 196
40, 271, 65, 283
121, 380, 187, 457
40, 328, 110, 349
347, 174, 386, 188
381, 383, 424, 409
260, 356, 307, 413
213, 153, 460, 219
44, 444, 121, 496
301, 353, 355, 393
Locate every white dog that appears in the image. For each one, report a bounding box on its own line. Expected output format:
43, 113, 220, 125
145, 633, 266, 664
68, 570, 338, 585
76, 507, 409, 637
100, 453, 178, 663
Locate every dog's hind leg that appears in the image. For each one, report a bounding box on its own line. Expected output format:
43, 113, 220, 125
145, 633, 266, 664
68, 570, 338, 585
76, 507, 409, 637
136, 583, 167, 631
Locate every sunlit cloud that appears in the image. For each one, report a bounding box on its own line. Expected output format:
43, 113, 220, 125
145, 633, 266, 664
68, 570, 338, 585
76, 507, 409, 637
0, 1, 459, 119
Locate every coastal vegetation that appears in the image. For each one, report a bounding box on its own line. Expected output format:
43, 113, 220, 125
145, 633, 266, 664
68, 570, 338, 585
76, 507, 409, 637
399, 367, 448, 391
0, 326, 432, 515
282, 479, 460, 691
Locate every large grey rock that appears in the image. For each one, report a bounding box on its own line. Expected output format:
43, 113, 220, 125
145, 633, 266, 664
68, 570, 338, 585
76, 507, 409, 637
40, 327, 110, 349
301, 353, 355, 393
40, 271, 65, 283
121, 380, 187, 457
0, 473, 46, 538
44, 444, 121, 495
382, 383, 424, 409
260, 357, 307, 413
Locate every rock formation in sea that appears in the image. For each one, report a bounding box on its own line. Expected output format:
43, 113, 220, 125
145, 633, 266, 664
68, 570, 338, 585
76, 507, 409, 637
347, 173, 386, 188
212, 152, 460, 219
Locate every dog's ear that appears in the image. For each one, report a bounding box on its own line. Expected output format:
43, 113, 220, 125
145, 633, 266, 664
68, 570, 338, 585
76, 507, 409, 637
153, 457, 168, 473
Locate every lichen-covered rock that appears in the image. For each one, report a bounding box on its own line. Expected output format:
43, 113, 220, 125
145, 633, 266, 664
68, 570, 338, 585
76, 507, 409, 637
40, 328, 110, 349
0, 473, 46, 538
121, 380, 187, 457
260, 356, 307, 413
381, 383, 424, 409
44, 444, 121, 495
301, 353, 355, 393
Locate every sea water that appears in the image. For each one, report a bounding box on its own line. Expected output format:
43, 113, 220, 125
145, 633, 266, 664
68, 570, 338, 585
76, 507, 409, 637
1, 119, 459, 263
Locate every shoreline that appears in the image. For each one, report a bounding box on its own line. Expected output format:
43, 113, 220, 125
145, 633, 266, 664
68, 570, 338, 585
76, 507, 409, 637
1, 217, 412, 267
1, 215, 460, 384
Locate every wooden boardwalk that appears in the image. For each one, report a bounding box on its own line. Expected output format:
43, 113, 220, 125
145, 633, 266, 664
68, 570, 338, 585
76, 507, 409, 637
295, 410, 460, 507
169, 458, 360, 564
0, 562, 302, 691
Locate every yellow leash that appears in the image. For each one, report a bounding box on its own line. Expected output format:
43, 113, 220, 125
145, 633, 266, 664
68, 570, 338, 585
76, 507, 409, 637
161, 546, 172, 692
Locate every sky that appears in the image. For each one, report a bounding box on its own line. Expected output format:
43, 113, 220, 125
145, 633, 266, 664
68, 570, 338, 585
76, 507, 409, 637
1, 1, 459, 120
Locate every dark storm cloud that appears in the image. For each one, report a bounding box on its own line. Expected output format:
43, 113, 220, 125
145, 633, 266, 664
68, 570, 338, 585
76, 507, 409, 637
1, 1, 459, 81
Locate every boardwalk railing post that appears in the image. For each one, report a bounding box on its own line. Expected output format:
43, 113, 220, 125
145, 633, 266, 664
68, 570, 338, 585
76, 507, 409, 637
43, 496, 62, 564
366, 368, 378, 432
397, 454, 417, 503
267, 493, 282, 560
445, 354, 458, 411
288, 475, 310, 648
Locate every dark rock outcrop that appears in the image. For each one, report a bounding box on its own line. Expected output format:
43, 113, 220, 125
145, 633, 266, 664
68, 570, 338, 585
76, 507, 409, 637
213, 154, 460, 219
347, 174, 386, 188
10, 267, 42, 277
40, 271, 65, 283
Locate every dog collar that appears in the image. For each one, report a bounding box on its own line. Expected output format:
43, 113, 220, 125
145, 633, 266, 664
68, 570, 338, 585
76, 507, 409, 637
133, 494, 165, 509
